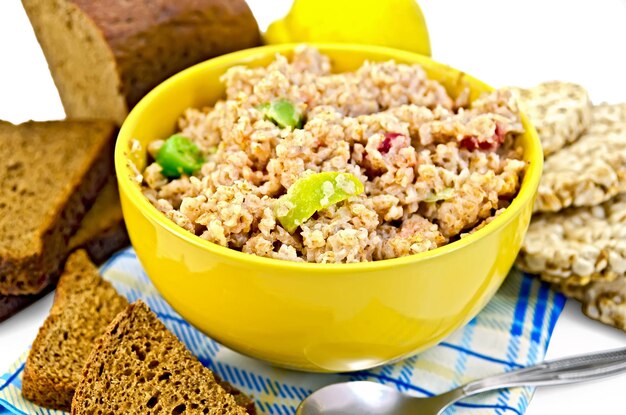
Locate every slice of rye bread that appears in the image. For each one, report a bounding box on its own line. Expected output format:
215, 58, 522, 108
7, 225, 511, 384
67, 176, 129, 264
72, 300, 251, 415
0, 120, 115, 295
22, 0, 261, 125
0, 178, 129, 323
21, 250, 130, 411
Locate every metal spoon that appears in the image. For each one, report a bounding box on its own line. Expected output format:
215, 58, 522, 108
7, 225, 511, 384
297, 347, 626, 415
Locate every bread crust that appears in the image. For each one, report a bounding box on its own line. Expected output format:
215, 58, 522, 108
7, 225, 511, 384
0, 288, 51, 323
77, 220, 129, 265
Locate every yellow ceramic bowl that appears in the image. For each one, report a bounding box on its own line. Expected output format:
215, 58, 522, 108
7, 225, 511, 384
116, 44, 542, 373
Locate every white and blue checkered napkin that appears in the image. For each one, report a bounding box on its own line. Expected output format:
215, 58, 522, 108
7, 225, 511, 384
0, 247, 565, 415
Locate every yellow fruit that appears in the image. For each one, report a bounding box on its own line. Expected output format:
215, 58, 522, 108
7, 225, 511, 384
265, 0, 431, 56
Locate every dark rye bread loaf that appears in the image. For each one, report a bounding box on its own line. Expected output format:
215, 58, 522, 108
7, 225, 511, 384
22, 250, 129, 411
0, 178, 129, 323
72, 300, 250, 415
22, 0, 261, 125
0, 120, 115, 295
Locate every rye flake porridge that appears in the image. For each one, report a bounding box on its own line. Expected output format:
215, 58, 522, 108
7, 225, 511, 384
138, 46, 526, 263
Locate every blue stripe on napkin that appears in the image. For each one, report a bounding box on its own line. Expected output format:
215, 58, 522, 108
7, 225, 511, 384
0, 247, 565, 415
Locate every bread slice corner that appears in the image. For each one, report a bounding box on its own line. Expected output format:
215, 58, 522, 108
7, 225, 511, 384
22, 249, 128, 411
72, 300, 249, 414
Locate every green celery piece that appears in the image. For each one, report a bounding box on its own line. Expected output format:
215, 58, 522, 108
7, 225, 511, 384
277, 172, 364, 233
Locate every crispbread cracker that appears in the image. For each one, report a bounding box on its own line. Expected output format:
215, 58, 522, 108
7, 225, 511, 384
534, 104, 626, 212
588, 102, 626, 135
582, 277, 626, 330
517, 193, 626, 286
507, 81, 591, 156
557, 277, 626, 331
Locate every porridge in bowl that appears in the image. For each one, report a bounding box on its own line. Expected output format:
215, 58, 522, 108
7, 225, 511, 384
137, 46, 526, 263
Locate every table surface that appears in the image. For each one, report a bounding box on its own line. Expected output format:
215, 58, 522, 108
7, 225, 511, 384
1, 0, 625, 413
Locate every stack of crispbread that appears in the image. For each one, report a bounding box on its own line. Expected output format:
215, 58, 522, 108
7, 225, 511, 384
513, 82, 626, 330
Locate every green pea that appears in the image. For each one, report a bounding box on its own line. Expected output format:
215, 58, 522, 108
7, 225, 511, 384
258, 99, 303, 129
155, 134, 204, 179
276, 172, 364, 233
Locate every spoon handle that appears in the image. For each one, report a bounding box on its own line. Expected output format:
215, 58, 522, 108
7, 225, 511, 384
459, 346, 626, 397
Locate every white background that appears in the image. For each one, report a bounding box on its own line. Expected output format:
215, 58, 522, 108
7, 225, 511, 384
0, 0, 625, 413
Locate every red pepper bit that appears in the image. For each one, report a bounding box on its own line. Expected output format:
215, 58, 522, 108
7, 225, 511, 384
494, 123, 506, 146
459, 136, 480, 151
378, 132, 404, 154
460, 123, 506, 151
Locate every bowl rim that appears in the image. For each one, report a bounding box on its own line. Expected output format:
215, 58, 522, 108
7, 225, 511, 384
116, 42, 543, 274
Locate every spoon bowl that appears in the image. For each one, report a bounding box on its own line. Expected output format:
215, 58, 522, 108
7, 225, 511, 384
296, 381, 451, 415
297, 347, 626, 415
